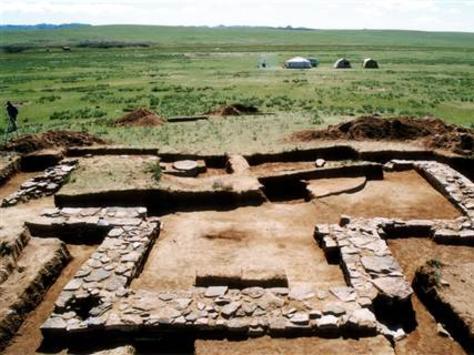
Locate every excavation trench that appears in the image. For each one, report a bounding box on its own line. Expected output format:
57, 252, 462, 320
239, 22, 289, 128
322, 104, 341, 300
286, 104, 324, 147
413, 263, 474, 353
54, 163, 384, 212
27, 222, 110, 245
387, 237, 473, 354
55, 189, 267, 215
4, 244, 99, 355
3, 151, 471, 353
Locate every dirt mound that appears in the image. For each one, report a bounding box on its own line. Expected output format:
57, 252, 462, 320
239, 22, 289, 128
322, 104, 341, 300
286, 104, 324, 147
207, 103, 259, 116
290, 116, 474, 156
115, 108, 165, 127
4, 131, 106, 154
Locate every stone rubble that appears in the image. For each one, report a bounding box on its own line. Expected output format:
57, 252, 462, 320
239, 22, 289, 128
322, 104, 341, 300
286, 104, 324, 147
27, 206, 148, 234
381, 217, 474, 246
36, 206, 383, 339
316, 211, 474, 305
1, 159, 78, 207
226, 155, 250, 174
35, 158, 474, 344
43, 284, 379, 338
315, 218, 413, 303
35, 207, 159, 335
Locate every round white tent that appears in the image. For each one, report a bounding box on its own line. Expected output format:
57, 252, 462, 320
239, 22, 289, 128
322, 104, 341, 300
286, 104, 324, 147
285, 56, 312, 69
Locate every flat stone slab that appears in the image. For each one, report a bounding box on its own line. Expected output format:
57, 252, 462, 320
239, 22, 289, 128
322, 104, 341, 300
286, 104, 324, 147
165, 160, 206, 177
306, 176, 367, 199
361, 255, 399, 274
173, 160, 199, 171
315, 218, 413, 303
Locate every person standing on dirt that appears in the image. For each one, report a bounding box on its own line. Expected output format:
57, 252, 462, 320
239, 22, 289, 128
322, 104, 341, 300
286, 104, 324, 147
5, 101, 18, 132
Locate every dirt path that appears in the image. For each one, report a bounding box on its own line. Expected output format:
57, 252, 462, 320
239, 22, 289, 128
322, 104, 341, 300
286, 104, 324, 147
388, 238, 473, 355
3, 244, 97, 355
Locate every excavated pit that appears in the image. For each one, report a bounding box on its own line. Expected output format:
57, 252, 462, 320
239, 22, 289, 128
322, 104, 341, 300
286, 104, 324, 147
388, 237, 474, 354
1, 147, 473, 354
132, 202, 346, 292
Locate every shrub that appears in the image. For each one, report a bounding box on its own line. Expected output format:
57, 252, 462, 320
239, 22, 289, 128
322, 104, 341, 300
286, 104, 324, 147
145, 161, 162, 182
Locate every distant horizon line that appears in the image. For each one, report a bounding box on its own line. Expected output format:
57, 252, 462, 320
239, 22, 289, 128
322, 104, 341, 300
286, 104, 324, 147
1, 23, 473, 34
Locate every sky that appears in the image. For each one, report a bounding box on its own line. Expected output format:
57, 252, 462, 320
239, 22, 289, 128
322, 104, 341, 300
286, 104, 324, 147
1, 0, 474, 32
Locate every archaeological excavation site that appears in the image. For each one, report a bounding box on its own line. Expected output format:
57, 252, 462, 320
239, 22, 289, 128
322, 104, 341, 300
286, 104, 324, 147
0, 139, 473, 354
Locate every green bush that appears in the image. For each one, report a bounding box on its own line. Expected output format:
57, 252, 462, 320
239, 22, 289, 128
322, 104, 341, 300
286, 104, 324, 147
145, 161, 162, 182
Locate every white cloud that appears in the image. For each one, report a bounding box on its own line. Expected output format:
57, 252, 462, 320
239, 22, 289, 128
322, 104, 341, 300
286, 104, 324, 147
0, 0, 473, 31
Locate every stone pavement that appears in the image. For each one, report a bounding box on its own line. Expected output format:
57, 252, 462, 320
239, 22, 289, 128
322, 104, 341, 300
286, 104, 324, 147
35, 207, 385, 340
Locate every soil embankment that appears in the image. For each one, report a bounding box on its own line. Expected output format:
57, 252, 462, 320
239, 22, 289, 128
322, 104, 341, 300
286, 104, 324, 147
115, 108, 166, 127
207, 103, 259, 116
290, 116, 474, 156
4, 131, 105, 154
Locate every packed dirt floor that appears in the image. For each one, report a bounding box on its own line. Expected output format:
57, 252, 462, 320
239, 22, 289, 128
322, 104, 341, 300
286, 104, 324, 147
134, 171, 460, 291
194, 336, 394, 355
133, 201, 347, 291
195, 335, 394, 355
314, 170, 460, 220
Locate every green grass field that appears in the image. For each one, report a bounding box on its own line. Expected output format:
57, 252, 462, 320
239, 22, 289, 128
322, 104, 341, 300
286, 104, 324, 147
1, 25, 473, 153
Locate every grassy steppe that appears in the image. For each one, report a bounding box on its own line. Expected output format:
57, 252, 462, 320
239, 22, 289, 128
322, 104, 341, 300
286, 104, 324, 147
1, 26, 473, 153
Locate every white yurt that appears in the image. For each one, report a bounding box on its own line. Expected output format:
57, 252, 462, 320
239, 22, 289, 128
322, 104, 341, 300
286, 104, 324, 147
285, 56, 312, 69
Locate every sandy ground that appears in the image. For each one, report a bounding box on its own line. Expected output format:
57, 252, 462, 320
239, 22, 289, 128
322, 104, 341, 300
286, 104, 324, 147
388, 238, 473, 355
315, 170, 460, 221
195, 335, 395, 355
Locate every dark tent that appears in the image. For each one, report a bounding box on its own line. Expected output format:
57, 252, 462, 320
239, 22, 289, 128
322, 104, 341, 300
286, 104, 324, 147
334, 58, 351, 69
363, 58, 379, 69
